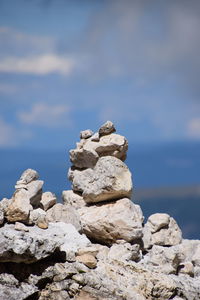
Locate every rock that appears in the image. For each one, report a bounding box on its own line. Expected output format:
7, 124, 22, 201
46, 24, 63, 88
147, 213, 170, 233
62, 190, 86, 209
40, 191, 57, 211
80, 129, 94, 139
77, 246, 98, 258
46, 203, 81, 232
28, 208, 46, 225
76, 254, 97, 269
0, 198, 10, 213
178, 261, 194, 277
69, 148, 99, 169
0, 209, 4, 225
36, 214, 49, 229
70, 156, 132, 203
91, 132, 100, 142
143, 214, 182, 248
0, 222, 90, 263
6, 189, 31, 222
18, 168, 39, 184
79, 198, 143, 245
26, 180, 44, 207
108, 242, 141, 262
99, 120, 116, 136
15, 222, 29, 232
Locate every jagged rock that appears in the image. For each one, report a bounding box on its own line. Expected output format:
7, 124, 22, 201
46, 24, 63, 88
79, 198, 143, 245
69, 147, 99, 169
0, 222, 90, 263
62, 190, 86, 209
6, 189, 32, 222
178, 261, 194, 277
91, 132, 100, 142
70, 156, 132, 203
28, 207, 46, 225
46, 203, 81, 232
77, 246, 98, 258
0, 197, 10, 213
143, 213, 182, 248
40, 191, 57, 211
76, 254, 97, 269
80, 129, 94, 139
18, 168, 39, 185
99, 120, 116, 136
26, 180, 44, 207
36, 214, 49, 229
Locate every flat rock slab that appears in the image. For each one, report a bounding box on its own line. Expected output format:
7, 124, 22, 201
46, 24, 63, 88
79, 198, 144, 245
69, 156, 133, 203
0, 222, 90, 263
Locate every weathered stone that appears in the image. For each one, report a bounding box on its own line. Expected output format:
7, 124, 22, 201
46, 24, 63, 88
91, 132, 100, 142
0, 197, 10, 213
76, 254, 97, 269
19, 168, 39, 184
79, 198, 143, 245
36, 214, 49, 229
6, 189, 31, 222
178, 261, 194, 277
26, 180, 44, 207
99, 120, 116, 136
77, 246, 98, 258
108, 242, 141, 262
0, 209, 4, 225
80, 129, 94, 139
15, 222, 29, 232
0, 222, 90, 263
143, 214, 182, 248
69, 148, 99, 169
147, 213, 170, 233
70, 156, 132, 203
40, 191, 57, 211
28, 208, 46, 225
62, 190, 86, 209
46, 203, 81, 232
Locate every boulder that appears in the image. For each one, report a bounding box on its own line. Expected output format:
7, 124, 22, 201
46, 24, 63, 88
79, 198, 143, 245
70, 156, 132, 203
17, 168, 39, 185
143, 213, 182, 248
6, 189, 31, 222
26, 180, 44, 207
80, 129, 93, 139
46, 203, 81, 232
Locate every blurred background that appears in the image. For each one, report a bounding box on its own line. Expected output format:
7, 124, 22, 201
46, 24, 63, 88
0, 0, 200, 239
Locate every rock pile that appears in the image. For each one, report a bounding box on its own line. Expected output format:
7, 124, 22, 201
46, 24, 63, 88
0, 121, 200, 300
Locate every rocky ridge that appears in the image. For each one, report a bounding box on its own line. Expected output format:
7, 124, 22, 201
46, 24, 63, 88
0, 121, 200, 300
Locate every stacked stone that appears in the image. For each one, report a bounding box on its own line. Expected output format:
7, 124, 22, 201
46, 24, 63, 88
2, 169, 62, 229
65, 121, 144, 245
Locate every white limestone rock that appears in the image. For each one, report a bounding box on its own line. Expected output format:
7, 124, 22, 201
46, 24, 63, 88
0, 222, 90, 263
40, 191, 57, 211
6, 189, 32, 222
62, 190, 86, 209
46, 203, 81, 232
143, 213, 182, 248
18, 168, 39, 184
70, 156, 132, 203
79, 198, 144, 245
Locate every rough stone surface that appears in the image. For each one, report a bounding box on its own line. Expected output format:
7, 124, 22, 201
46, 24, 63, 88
79, 198, 143, 245
46, 203, 81, 232
76, 254, 97, 269
6, 189, 31, 222
143, 214, 182, 248
99, 120, 116, 136
40, 191, 57, 211
18, 168, 39, 184
70, 156, 132, 203
80, 129, 93, 139
62, 190, 86, 209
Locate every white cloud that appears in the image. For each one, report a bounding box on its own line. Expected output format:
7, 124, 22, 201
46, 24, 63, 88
187, 118, 200, 139
18, 103, 72, 128
0, 54, 74, 75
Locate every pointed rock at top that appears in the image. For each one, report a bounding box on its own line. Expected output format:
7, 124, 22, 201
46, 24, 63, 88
99, 121, 116, 136
80, 129, 94, 140
18, 169, 39, 185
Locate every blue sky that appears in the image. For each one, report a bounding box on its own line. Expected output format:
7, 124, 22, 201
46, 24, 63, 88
0, 0, 200, 149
